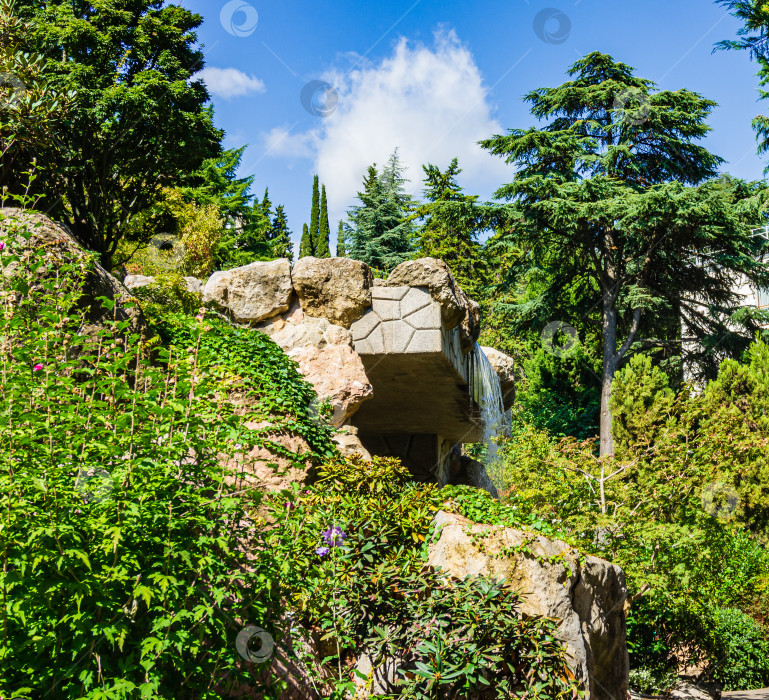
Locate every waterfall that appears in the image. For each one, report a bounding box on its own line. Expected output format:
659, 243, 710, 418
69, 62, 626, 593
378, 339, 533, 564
470, 344, 510, 495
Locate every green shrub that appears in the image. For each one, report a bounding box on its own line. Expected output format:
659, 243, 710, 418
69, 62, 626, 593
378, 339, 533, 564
266, 456, 579, 698
131, 273, 201, 314
704, 607, 769, 690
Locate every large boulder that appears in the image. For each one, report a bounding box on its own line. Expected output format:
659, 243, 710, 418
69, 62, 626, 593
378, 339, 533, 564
385, 258, 480, 354
481, 346, 516, 410
124, 274, 155, 290
0, 208, 148, 341
291, 256, 373, 328
203, 259, 293, 324
256, 304, 373, 426
427, 511, 629, 700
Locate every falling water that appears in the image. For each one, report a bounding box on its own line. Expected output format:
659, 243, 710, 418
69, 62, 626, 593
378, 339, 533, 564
470, 344, 510, 495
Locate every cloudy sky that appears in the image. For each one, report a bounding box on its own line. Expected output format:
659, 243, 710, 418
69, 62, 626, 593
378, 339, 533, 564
183, 0, 766, 251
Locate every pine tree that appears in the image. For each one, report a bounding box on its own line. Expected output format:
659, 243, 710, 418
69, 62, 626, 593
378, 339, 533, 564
316, 184, 331, 257
309, 175, 320, 255
270, 205, 293, 260
299, 223, 312, 258
346, 151, 415, 272
336, 221, 346, 257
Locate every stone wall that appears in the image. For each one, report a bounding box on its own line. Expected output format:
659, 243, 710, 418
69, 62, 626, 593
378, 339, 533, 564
127, 255, 515, 488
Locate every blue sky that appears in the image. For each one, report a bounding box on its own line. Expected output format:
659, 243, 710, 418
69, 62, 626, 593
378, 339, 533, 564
183, 0, 767, 250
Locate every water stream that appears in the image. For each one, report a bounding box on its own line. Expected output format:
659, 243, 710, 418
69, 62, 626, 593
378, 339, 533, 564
470, 344, 511, 495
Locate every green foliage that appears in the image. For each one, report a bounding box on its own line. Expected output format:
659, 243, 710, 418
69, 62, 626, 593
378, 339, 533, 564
717, 0, 769, 164
11, 0, 223, 269
299, 222, 312, 259
269, 204, 294, 260
267, 456, 578, 698
481, 51, 769, 454
610, 354, 677, 456
0, 0, 75, 194
500, 342, 769, 684
316, 184, 331, 258
346, 151, 415, 271
0, 216, 337, 698
130, 274, 201, 314
704, 606, 769, 689
336, 220, 346, 257
309, 174, 320, 255
627, 667, 679, 695
416, 158, 492, 299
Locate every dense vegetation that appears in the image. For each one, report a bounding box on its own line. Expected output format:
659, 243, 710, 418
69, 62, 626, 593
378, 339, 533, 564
0, 218, 577, 699
4, 0, 769, 695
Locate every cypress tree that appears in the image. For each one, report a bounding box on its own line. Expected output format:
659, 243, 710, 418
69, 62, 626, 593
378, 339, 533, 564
316, 184, 331, 257
336, 221, 346, 257
309, 175, 320, 255
299, 223, 312, 258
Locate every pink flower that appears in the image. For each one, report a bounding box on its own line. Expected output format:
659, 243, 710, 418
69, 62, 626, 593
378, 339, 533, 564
0, 241, 6, 251
33, 363, 43, 371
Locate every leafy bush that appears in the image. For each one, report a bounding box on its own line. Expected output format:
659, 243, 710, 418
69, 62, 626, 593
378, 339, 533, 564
131, 273, 201, 314
0, 220, 332, 698
628, 667, 679, 695
266, 456, 578, 699
704, 607, 769, 690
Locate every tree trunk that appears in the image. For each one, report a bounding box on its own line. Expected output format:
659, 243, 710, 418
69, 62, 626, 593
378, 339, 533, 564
600, 274, 618, 458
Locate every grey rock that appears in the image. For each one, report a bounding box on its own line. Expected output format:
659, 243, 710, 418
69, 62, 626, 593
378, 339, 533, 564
202, 259, 293, 324
124, 274, 155, 290
427, 511, 629, 700
385, 258, 480, 354
0, 208, 148, 343
291, 256, 373, 328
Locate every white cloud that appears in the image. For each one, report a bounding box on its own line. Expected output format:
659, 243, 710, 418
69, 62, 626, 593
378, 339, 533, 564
200, 67, 266, 100
268, 30, 512, 223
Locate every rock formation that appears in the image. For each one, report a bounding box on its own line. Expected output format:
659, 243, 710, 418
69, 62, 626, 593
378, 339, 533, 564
426, 511, 629, 700
291, 256, 373, 327
203, 258, 293, 323
0, 208, 148, 343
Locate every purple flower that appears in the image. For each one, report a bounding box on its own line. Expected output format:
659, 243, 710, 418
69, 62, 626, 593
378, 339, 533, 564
315, 546, 330, 557
0, 241, 6, 251
322, 526, 346, 547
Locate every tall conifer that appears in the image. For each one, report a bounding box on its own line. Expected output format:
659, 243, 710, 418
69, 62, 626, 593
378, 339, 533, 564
299, 223, 312, 258
309, 175, 320, 255
336, 221, 346, 257
316, 184, 331, 257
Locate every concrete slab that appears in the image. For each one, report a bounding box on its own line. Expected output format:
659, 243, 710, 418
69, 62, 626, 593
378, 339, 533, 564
350, 286, 484, 445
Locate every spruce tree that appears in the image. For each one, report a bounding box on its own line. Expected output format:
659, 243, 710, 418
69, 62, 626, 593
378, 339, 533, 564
299, 223, 312, 258
316, 184, 331, 257
259, 187, 272, 218
416, 157, 490, 298
336, 221, 346, 257
309, 175, 320, 255
270, 205, 293, 261
346, 151, 415, 272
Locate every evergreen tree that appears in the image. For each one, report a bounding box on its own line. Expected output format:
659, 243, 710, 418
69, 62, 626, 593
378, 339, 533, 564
10, 0, 221, 269
416, 157, 492, 298
259, 187, 272, 219
480, 52, 769, 456
309, 175, 320, 255
717, 1, 769, 162
270, 205, 293, 261
299, 223, 312, 258
316, 184, 331, 257
336, 221, 346, 257
346, 151, 415, 272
